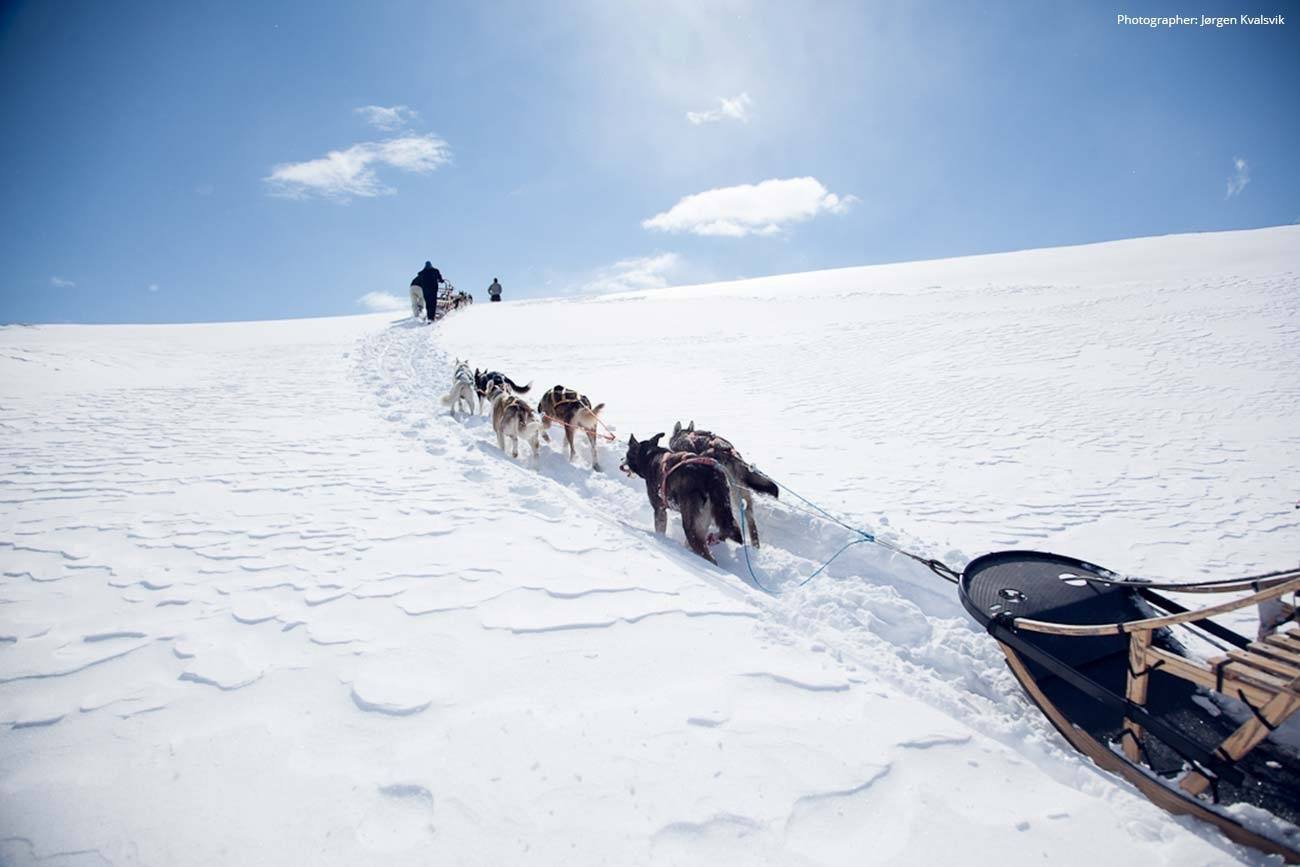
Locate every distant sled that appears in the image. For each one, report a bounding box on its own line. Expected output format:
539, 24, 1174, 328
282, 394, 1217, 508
959, 551, 1300, 862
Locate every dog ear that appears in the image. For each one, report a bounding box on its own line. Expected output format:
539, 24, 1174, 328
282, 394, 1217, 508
628, 434, 638, 447
688, 420, 695, 432
673, 421, 681, 436
648, 432, 664, 449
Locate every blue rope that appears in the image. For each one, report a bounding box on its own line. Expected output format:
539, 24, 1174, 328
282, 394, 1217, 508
728, 466, 960, 594
769, 475, 875, 544
752, 466, 960, 588
796, 537, 873, 587
734, 482, 874, 594
736, 499, 776, 595
764, 470, 961, 587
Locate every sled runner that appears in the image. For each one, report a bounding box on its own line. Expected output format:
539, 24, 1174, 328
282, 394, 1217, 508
959, 551, 1300, 862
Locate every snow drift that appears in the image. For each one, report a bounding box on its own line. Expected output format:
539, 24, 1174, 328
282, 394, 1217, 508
1, 226, 1296, 866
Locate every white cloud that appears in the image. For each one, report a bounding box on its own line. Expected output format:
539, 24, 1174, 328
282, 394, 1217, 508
50, 276, 75, 288
1226, 156, 1250, 198
575, 253, 682, 295
686, 92, 753, 125
643, 177, 857, 238
355, 105, 419, 131
357, 291, 409, 312
265, 134, 451, 200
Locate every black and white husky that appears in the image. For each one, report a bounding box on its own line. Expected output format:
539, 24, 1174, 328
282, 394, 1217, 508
440, 359, 476, 418
474, 369, 531, 414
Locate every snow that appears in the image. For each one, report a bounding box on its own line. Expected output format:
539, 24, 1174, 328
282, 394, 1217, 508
1, 225, 1297, 865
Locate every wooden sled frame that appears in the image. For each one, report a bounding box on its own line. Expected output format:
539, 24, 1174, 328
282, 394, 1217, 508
1008, 574, 1300, 799
962, 553, 1300, 862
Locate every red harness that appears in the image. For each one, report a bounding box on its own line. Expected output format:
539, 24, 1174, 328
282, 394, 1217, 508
542, 410, 617, 443
541, 391, 617, 443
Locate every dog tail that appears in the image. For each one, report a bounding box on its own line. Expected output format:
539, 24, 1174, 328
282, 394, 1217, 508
504, 376, 532, 394
592, 402, 605, 416
440, 391, 454, 406
743, 466, 779, 499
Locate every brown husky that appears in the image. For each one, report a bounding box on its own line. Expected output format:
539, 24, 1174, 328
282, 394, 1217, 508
537, 385, 607, 471
489, 383, 542, 461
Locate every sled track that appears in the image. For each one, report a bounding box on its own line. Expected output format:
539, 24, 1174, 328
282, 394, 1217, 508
354, 319, 1254, 821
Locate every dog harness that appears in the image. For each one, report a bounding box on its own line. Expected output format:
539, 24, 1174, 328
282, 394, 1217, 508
540, 387, 616, 442
656, 454, 727, 512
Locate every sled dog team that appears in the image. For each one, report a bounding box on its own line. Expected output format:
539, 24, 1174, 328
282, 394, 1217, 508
442, 359, 780, 565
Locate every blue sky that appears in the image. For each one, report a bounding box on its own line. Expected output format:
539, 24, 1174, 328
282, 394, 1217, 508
1, 0, 1296, 324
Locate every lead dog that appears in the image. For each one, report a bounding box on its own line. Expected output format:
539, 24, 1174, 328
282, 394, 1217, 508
474, 369, 531, 414
489, 383, 542, 461
621, 433, 742, 565
440, 359, 476, 418
537, 385, 606, 471
671, 421, 778, 548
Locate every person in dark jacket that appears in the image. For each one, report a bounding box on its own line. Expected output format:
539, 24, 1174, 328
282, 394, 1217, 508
488, 278, 502, 303
410, 261, 443, 320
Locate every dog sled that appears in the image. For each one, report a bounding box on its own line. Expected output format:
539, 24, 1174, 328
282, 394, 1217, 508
958, 551, 1300, 861
436, 284, 474, 317
434, 283, 456, 318
411, 282, 471, 322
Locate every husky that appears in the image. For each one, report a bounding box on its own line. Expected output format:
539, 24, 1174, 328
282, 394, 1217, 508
621, 433, 743, 565
474, 368, 532, 414
440, 358, 477, 418
490, 385, 542, 461
537, 385, 607, 471
670, 421, 778, 548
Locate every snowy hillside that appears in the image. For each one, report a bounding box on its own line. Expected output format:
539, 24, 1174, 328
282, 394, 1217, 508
1, 226, 1297, 866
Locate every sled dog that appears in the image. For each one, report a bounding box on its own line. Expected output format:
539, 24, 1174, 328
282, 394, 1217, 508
621, 433, 742, 565
671, 421, 779, 548
474, 369, 532, 414
537, 385, 607, 471
491, 388, 542, 462
440, 359, 477, 418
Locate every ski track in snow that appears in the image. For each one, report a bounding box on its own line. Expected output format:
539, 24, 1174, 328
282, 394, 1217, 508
0, 227, 1296, 865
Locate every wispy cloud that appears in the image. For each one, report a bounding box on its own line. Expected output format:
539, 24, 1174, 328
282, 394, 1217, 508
148, 284, 159, 293
574, 253, 682, 296
686, 92, 753, 125
50, 276, 75, 288
355, 104, 419, 132
643, 177, 856, 238
357, 290, 409, 312
265, 134, 451, 200
1226, 156, 1250, 198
